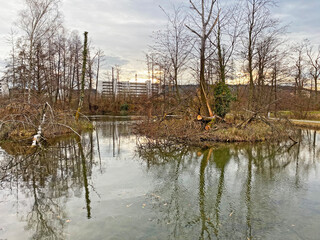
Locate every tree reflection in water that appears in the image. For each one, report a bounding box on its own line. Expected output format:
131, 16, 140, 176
0, 119, 319, 240
0, 134, 95, 240
0, 118, 134, 240
137, 130, 320, 240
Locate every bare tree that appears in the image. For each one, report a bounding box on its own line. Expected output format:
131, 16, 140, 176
95, 49, 105, 100
267, 48, 288, 116
4, 29, 19, 91
68, 31, 83, 105
306, 42, 320, 99
241, 0, 277, 109
75, 31, 88, 122
292, 42, 307, 96
186, 0, 220, 117
151, 5, 193, 101
18, 0, 62, 102
254, 25, 286, 108
210, 0, 243, 84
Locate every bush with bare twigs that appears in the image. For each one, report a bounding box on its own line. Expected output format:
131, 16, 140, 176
135, 111, 297, 148
0, 98, 93, 143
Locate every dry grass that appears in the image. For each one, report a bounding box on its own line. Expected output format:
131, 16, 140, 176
136, 117, 296, 147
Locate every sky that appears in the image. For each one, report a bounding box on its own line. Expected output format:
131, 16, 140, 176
0, 0, 319, 82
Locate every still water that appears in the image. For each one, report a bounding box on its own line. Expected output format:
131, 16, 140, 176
0, 117, 319, 240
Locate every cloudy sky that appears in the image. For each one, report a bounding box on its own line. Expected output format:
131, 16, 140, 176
0, 0, 319, 81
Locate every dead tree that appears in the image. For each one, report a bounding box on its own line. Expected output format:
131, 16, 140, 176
75, 31, 88, 122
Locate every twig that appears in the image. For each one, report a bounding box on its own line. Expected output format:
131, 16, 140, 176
54, 123, 81, 139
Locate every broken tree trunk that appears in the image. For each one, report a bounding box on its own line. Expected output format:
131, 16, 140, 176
75, 31, 88, 122
197, 115, 224, 122
197, 115, 224, 130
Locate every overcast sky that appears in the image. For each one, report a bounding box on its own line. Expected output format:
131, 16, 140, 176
0, 0, 319, 81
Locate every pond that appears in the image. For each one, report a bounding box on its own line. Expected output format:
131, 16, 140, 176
0, 117, 319, 240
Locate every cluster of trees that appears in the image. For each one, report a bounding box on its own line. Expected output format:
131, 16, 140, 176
1, 0, 104, 107
148, 0, 320, 116
2, 0, 320, 117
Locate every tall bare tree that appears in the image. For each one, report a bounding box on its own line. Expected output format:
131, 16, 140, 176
95, 49, 105, 100
254, 26, 286, 108
241, 0, 277, 109
151, 5, 193, 101
186, 0, 220, 117
210, 0, 243, 84
267, 48, 288, 116
306, 42, 320, 99
18, 0, 62, 102
292, 42, 307, 96
75, 31, 88, 122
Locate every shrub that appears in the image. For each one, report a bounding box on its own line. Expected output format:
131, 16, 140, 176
120, 102, 129, 111
213, 82, 234, 118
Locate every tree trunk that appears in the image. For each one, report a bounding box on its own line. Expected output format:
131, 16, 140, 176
88, 53, 92, 111
174, 67, 181, 101
75, 32, 88, 122
95, 52, 101, 100
315, 76, 318, 101
200, 38, 213, 117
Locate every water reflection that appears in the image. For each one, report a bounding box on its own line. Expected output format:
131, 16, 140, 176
0, 118, 137, 239
0, 135, 95, 239
138, 130, 320, 239
0, 119, 319, 240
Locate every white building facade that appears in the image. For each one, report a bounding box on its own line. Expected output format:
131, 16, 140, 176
0, 81, 9, 96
